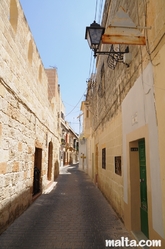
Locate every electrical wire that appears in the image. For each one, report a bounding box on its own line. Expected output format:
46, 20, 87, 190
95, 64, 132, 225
86, 0, 106, 95
63, 101, 80, 108
65, 89, 87, 117
95, 0, 98, 21
98, 0, 104, 24
136, 0, 147, 124
88, 50, 93, 78
143, 0, 164, 67
92, 55, 96, 75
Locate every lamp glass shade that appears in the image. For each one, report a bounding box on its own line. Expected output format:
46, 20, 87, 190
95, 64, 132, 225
85, 21, 105, 50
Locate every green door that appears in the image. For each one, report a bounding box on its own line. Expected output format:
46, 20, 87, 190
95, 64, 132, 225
138, 139, 149, 238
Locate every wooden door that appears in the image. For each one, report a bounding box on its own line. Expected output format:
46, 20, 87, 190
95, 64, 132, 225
139, 139, 149, 238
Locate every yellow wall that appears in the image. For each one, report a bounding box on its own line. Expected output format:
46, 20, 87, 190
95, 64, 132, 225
94, 111, 124, 219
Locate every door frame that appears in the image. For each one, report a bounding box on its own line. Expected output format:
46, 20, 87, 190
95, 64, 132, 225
129, 138, 149, 237
138, 138, 149, 238
33, 147, 42, 196
95, 144, 98, 184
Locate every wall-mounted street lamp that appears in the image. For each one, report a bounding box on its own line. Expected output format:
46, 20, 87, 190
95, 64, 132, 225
85, 21, 129, 60
85, 7, 149, 69
85, 21, 105, 57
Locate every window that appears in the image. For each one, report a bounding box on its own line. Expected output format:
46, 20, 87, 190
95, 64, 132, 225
86, 109, 89, 118
114, 156, 121, 175
102, 148, 106, 169
47, 142, 53, 180
61, 112, 64, 120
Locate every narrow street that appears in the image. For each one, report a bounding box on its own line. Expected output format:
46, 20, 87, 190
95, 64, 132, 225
0, 164, 135, 249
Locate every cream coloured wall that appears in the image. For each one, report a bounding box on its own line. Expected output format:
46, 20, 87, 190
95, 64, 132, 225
95, 112, 123, 219
87, 135, 95, 180
153, 43, 165, 238
122, 62, 164, 240
79, 138, 87, 171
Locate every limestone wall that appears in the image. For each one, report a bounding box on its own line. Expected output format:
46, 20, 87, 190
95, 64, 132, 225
96, 112, 123, 219
85, 0, 165, 238
0, 0, 60, 233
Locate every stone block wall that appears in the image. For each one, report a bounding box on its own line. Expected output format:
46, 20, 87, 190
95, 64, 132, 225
96, 112, 123, 219
46, 69, 58, 101
0, 0, 60, 233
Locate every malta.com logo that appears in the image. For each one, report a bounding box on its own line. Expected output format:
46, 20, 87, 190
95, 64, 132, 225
105, 237, 161, 247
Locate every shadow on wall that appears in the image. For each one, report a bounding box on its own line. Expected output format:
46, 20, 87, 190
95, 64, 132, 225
0, 188, 32, 235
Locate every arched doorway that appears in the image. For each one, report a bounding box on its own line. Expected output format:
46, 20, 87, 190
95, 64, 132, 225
47, 141, 53, 180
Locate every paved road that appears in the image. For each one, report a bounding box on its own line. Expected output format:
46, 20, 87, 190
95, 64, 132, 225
0, 164, 135, 249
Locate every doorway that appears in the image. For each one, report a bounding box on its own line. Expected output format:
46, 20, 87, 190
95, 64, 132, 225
138, 139, 149, 238
47, 141, 53, 180
33, 148, 42, 196
92, 153, 94, 181
95, 144, 98, 184
130, 138, 149, 238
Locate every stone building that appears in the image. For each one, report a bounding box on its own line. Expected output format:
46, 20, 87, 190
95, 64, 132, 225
0, 0, 61, 233
61, 120, 79, 167
80, 0, 165, 246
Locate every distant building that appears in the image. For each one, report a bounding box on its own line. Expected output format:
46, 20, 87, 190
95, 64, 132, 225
61, 120, 79, 167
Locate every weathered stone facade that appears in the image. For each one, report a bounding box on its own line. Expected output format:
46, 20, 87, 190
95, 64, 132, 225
61, 120, 79, 167
0, 0, 61, 233
81, 0, 165, 246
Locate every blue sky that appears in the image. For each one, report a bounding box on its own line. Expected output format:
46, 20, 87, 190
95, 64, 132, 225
19, 0, 105, 134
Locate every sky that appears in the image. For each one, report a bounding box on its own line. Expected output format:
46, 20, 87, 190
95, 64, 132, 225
19, 0, 105, 134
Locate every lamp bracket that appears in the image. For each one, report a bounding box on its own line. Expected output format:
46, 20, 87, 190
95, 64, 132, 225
108, 25, 152, 30
94, 50, 127, 56
93, 46, 129, 58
